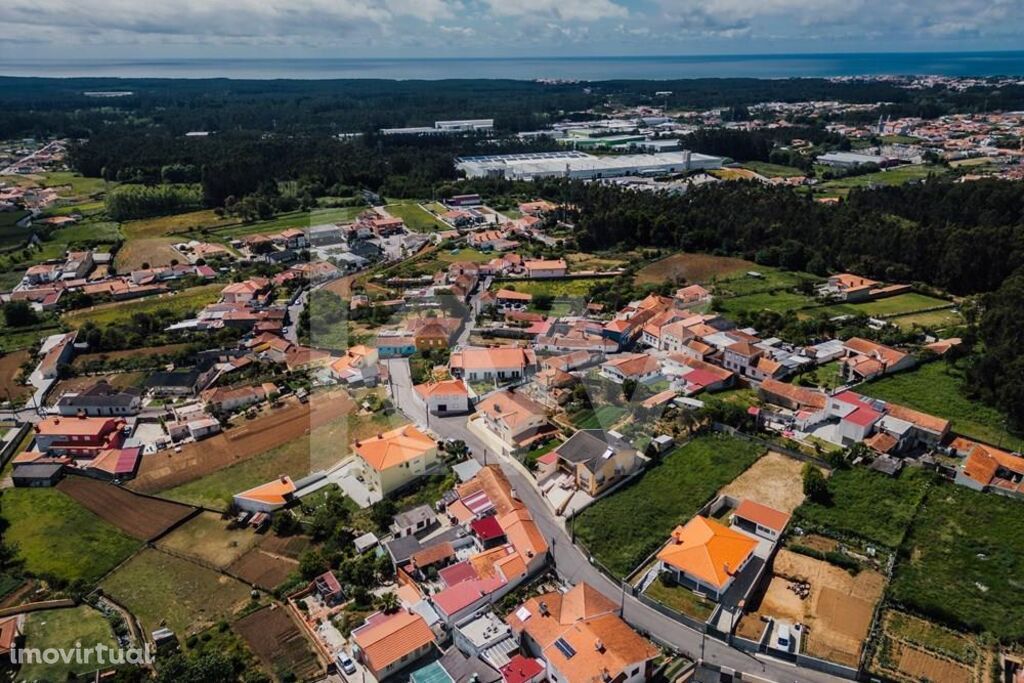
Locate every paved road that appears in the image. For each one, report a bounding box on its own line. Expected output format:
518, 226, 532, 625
385, 359, 842, 683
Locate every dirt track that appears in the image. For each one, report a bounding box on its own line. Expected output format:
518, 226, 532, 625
130, 392, 353, 494
58, 476, 196, 541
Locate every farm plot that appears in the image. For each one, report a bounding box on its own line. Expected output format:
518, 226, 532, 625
113, 237, 180, 271
747, 549, 884, 667
869, 609, 983, 683
234, 606, 322, 681
574, 434, 764, 576
121, 209, 231, 239
257, 533, 312, 560
57, 476, 196, 540
635, 253, 753, 285
130, 392, 355, 494
889, 483, 1024, 641
0, 487, 141, 583
62, 283, 222, 328
156, 511, 260, 567
717, 290, 818, 317
227, 549, 298, 590
19, 606, 120, 683
0, 349, 32, 404
719, 451, 809, 515
384, 202, 447, 232
101, 548, 252, 637
499, 277, 612, 298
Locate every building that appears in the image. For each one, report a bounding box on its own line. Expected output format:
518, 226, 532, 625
55, 380, 142, 416
505, 583, 658, 683
329, 344, 380, 385
816, 151, 885, 169
730, 500, 791, 541
472, 389, 550, 455
34, 416, 125, 457
201, 383, 275, 413
457, 150, 724, 181
233, 475, 297, 513
600, 353, 662, 384
352, 424, 439, 497
351, 610, 437, 680
547, 430, 640, 496
657, 516, 758, 601
840, 337, 915, 381
12, 462, 65, 488
414, 379, 471, 415
392, 504, 437, 538
523, 259, 568, 279
450, 347, 537, 382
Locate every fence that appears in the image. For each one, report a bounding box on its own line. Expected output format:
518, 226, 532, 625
0, 598, 75, 618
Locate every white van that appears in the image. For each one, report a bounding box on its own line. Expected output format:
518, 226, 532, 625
776, 624, 792, 652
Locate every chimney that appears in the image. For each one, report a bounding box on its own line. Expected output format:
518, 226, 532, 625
594, 638, 605, 653
279, 475, 288, 484
377, 432, 384, 439
539, 601, 549, 616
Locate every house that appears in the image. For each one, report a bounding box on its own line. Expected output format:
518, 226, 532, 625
392, 504, 437, 538
233, 475, 297, 512
11, 462, 65, 488
674, 284, 711, 307
353, 424, 439, 497
523, 259, 567, 279
730, 499, 791, 541
518, 200, 557, 216
548, 430, 640, 496
220, 277, 271, 304
201, 383, 275, 413
826, 391, 885, 445
375, 334, 418, 358
450, 347, 537, 382
409, 317, 461, 352
34, 416, 125, 457
953, 438, 1024, 499
657, 516, 758, 601
758, 378, 827, 412
143, 370, 202, 397
840, 337, 915, 381
494, 289, 533, 312
55, 380, 142, 416
351, 610, 437, 680
330, 344, 380, 385
600, 353, 662, 384
473, 389, 550, 455
312, 570, 344, 605
823, 273, 881, 302
415, 379, 471, 415
505, 583, 658, 683
721, 341, 765, 378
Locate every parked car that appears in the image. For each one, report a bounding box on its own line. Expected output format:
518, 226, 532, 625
336, 651, 357, 675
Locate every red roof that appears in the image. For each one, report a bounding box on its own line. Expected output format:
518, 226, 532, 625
502, 655, 545, 683
431, 576, 506, 616
734, 499, 791, 533
439, 561, 480, 588
471, 515, 506, 542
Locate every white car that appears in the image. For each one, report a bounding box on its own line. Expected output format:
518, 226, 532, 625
336, 652, 357, 675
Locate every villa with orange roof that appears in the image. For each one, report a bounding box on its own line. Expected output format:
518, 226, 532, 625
353, 424, 439, 497
329, 344, 379, 385
840, 337, 915, 381
34, 415, 125, 457
450, 347, 537, 382
470, 389, 552, 456
414, 378, 471, 415
351, 609, 437, 679
523, 258, 567, 279
953, 438, 1024, 499
505, 582, 658, 683
657, 516, 759, 601
233, 475, 297, 513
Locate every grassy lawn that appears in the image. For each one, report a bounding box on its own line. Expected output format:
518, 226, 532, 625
0, 319, 61, 352
573, 405, 628, 430
49, 220, 122, 245
62, 283, 223, 328
203, 207, 365, 239
122, 209, 231, 239
717, 290, 818, 317
437, 247, 493, 263
888, 308, 964, 331
19, 606, 120, 682
101, 549, 252, 636
794, 361, 843, 391
645, 577, 715, 620
792, 467, 933, 548
883, 610, 979, 664
857, 361, 1020, 448
40, 172, 114, 198
817, 164, 949, 198
890, 483, 1024, 640
574, 434, 764, 576
713, 267, 820, 297
157, 511, 260, 568
0, 488, 141, 583
848, 292, 951, 317
0, 209, 32, 248
500, 278, 611, 298
160, 410, 401, 508
385, 202, 447, 232
741, 161, 805, 177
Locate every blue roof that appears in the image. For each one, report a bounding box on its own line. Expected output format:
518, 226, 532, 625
410, 660, 454, 683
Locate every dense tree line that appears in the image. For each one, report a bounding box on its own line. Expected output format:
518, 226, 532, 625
105, 183, 203, 220
967, 270, 1024, 430
678, 126, 841, 163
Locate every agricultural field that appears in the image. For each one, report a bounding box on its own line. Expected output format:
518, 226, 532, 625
0, 349, 32, 404
500, 277, 612, 299
858, 360, 1021, 449
57, 476, 196, 540
101, 548, 252, 636
565, 252, 628, 272
869, 609, 984, 683
574, 434, 764, 576
889, 483, 1024, 641
385, 202, 447, 232
711, 266, 819, 297
888, 308, 964, 331
113, 236, 180, 271
717, 289, 818, 317
234, 606, 321, 681
202, 206, 365, 240
0, 209, 32, 248
0, 487, 141, 583
635, 253, 753, 286
131, 392, 358, 496
792, 466, 933, 548
38, 172, 114, 199
157, 398, 396, 508
740, 161, 805, 177
156, 511, 260, 567
19, 606, 120, 683
227, 548, 298, 590
815, 164, 950, 198
719, 451, 809, 515
436, 246, 493, 263
121, 209, 231, 239
62, 283, 223, 328
820, 292, 953, 319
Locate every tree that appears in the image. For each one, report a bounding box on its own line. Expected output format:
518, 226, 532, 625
3, 301, 37, 327
298, 548, 328, 580
533, 294, 554, 311
802, 464, 830, 504
376, 591, 400, 614
370, 498, 397, 532
621, 378, 637, 401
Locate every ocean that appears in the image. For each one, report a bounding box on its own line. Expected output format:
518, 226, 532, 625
1, 52, 1024, 80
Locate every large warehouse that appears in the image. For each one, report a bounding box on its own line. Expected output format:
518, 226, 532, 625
456, 150, 724, 180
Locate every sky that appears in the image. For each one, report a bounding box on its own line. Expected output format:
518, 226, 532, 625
2, 0, 1024, 60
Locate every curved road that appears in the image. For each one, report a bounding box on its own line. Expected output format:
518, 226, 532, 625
385, 358, 843, 683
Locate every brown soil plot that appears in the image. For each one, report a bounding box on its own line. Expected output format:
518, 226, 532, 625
228, 549, 298, 590
234, 605, 322, 680
719, 451, 808, 515
57, 476, 196, 540
635, 253, 754, 286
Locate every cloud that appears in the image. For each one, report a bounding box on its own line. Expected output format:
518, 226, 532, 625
479, 0, 628, 22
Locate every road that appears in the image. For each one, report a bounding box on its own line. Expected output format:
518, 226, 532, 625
384, 359, 843, 683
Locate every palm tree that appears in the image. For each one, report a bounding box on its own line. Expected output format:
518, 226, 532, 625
377, 591, 400, 614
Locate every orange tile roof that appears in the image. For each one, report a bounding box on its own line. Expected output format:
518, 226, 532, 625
36, 416, 122, 437
733, 499, 791, 533
414, 379, 469, 399
496, 288, 533, 301
477, 390, 547, 430
657, 517, 757, 590
451, 347, 535, 371
759, 378, 827, 410
498, 508, 548, 560
352, 610, 435, 674
603, 353, 659, 377
354, 424, 435, 471
885, 403, 950, 435
236, 475, 296, 506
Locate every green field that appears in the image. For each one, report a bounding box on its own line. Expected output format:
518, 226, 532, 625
573, 405, 628, 430
203, 207, 365, 239
793, 466, 933, 548
437, 247, 493, 263
574, 434, 764, 575
101, 549, 251, 636
123, 209, 230, 239
0, 210, 32, 248
817, 164, 949, 197
19, 606, 120, 682
888, 308, 964, 331
645, 576, 716, 620
62, 283, 223, 328
741, 161, 805, 178
858, 361, 1020, 448
717, 290, 818, 317
385, 202, 448, 232
39, 172, 114, 198
0, 488, 141, 583
890, 483, 1024, 640
500, 277, 611, 299
821, 292, 952, 319
713, 267, 820, 297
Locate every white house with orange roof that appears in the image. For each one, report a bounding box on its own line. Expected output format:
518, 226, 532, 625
523, 259, 567, 279
220, 277, 271, 304
600, 353, 662, 384
329, 344, 379, 385
233, 475, 297, 513
414, 379, 470, 415
353, 424, 439, 497
350, 610, 437, 680
657, 516, 758, 601
450, 347, 537, 382
840, 337, 916, 381
470, 389, 551, 456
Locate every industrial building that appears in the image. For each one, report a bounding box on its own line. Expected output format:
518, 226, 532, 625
456, 150, 724, 180
381, 119, 494, 136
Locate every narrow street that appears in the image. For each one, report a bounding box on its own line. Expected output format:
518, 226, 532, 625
385, 358, 843, 683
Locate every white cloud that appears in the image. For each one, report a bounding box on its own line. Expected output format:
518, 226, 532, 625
480, 0, 627, 22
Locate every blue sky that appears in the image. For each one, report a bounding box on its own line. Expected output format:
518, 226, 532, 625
2, 0, 1023, 59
